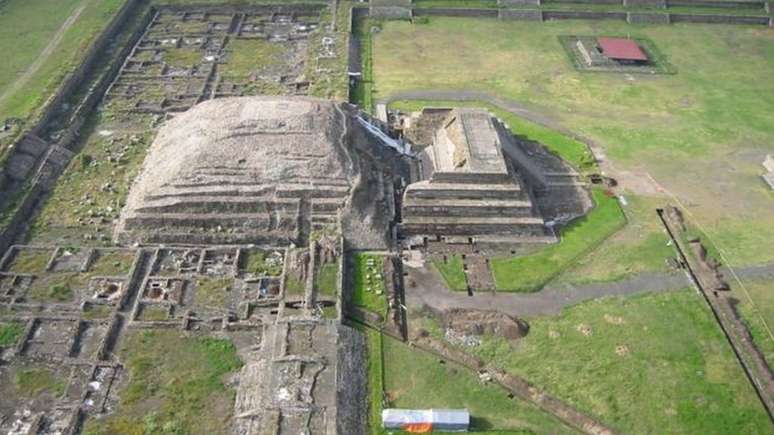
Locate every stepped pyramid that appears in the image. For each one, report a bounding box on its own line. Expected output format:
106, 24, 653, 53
401, 108, 554, 245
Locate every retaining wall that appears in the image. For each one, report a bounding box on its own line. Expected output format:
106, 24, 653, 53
414, 7, 499, 17
627, 11, 671, 22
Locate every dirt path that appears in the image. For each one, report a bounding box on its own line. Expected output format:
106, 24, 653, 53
381, 89, 664, 196
404, 260, 774, 318
0, 0, 88, 107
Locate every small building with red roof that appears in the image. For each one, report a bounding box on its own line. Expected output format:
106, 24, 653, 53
596, 37, 650, 64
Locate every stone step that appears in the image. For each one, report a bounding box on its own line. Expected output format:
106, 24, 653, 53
405, 182, 521, 199
125, 212, 288, 229
401, 216, 544, 226
403, 198, 534, 217
136, 196, 299, 214
131, 228, 297, 246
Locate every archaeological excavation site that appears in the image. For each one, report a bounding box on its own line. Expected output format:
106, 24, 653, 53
0, 0, 772, 434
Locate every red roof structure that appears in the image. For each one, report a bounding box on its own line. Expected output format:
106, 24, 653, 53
596, 37, 649, 62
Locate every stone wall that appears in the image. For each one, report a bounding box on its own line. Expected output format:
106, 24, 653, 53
670, 12, 770, 23
627, 11, 671, 22
499, 0, 542, 5
543, 10, 628, 19
499, 9, 545, 20
414, 7, 499, 17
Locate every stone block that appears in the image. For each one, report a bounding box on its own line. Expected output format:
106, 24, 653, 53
6, 153, 37, 181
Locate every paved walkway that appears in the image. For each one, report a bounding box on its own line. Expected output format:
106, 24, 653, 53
405, 261, 774, 318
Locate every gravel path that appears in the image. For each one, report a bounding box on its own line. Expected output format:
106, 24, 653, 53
404, 261, 774, 318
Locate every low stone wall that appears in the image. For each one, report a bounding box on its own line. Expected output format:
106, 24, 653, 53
668, 0, 764, 8
414, 7, 499, 17
627, 11, 671, 22
499, 9, 545, 19
670, 12, 770, 23
499, 0, 542, 5
543, 9, 628, 19
370, 6, 413, 19
624, 0, 667, 6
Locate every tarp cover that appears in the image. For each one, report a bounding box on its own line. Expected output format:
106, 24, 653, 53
382, 409, 470, 432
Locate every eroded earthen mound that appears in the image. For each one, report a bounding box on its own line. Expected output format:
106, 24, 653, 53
443, 308, 529, 341
116, 96, 356, 245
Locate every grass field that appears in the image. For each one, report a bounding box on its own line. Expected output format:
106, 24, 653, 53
381, 335, 577, 434
83, 330, 242, 435
373, 18, 774, 272
0, 0, 124, 128
491, 189, 626, 292
467, 289, 771, 434
555, 194, 675, 284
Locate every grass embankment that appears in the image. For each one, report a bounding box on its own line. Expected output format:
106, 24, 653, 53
351, 253, 388, 317
432, 254, 468, 291
491, 189, 626, 292
469, 289, 772, 434
735, 279, 774, 369
83, 330, 243, 435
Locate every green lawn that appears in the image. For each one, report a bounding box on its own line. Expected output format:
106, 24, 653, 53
351, 253, 389, 317
83, 330, 242, 435
372, 18, 774, 273
491, 189, 627, 292
381, 335, 577, 434
0, 0, 124, 129
468, 289, 771, 434
432, 255, 468, 291
556, 194, 675, 284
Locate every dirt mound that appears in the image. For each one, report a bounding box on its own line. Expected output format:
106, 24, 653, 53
443, 308, 529, 341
